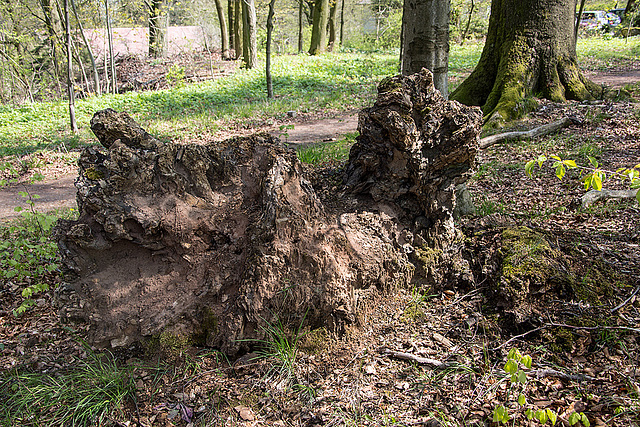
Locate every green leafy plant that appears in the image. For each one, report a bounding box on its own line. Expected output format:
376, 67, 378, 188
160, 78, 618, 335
0, 192, 61, 316
568, 411, 591, 426
493, 348, 558, 425
279, 123, 295, 142
526, 154, 640, 203
0, 348, 136, 426
166, 64, 186, 88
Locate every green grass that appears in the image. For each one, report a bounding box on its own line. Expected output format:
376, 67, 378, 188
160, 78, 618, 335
577, 35, 640, 71
0, 53, 398, 157
1, 36, 637, 158
296, 131, 358, 165
0, 349, 136, 426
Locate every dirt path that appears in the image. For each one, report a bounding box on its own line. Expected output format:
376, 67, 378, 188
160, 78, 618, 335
0, 112, 360, 220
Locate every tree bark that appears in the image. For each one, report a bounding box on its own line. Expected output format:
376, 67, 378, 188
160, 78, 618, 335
400, 0, 450, 98
148, 0, 168, 58
450, 0, 599, 123
228, 0, 234, 53
309, 0, 329, 54
241, 0, 257, 69
214, 0, 229, 60
266, 0, 276, 98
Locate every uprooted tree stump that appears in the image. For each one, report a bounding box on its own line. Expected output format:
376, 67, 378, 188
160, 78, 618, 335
54, 69, 483, 355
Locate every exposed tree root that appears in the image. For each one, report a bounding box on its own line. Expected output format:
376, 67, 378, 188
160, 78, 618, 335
479, 117, 580, 149
581, 188, 640, 207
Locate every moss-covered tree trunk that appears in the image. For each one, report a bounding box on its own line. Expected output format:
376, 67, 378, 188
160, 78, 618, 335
450, 0, 599, 123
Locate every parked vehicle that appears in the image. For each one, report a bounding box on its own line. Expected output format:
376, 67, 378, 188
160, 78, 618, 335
578, 10, 621, 29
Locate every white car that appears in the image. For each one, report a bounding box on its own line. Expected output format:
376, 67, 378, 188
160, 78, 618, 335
579, 10, 621, 29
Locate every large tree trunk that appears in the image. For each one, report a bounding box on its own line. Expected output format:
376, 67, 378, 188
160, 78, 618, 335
400, 0, 450, 98
148, 0, 168, 58
309, 0, 329, 55
241, 0, 257, 69
450, 0, 599, 124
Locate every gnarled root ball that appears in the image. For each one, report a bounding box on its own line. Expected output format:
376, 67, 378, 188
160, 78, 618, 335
54, 70, 482, 357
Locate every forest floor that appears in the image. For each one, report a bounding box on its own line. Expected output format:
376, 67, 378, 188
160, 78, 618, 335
1, 66, 640, 426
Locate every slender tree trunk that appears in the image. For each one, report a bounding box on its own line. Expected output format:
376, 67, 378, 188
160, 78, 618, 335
309, 0, 329, 54
461, 0, 474, 45
64, 0, 77, 132
401, 0, 450, 98
233, 0, 242, 59
575, 0, 586, 41
228, 0, 234, 53
266, 0, 276, 98
327, 0, 338, 51
105, 0, 116, 93
70, 36, 90, 94
450, 0, 599, 123
339, 0, 345, 46
40, 0, 63, 95
241, 0, 257, 69
70, 0, 100, 95
214, 0, 229, 60
298, 0, 304, 53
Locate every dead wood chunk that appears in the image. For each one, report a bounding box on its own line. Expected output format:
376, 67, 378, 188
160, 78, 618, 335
54, 75, 482, 357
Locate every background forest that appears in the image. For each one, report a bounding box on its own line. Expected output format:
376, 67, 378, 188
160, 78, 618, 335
0, 0, 632, 105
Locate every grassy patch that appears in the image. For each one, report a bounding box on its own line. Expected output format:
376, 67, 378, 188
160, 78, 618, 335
296, 132, 358, 165
0, 349, 136, 426
577, 35, 640, 71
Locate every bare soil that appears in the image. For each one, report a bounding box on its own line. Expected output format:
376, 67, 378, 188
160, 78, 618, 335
1, 69, 640, 426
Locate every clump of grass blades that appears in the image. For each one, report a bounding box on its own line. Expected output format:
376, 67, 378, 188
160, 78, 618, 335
255, 315, 306, 388
0, 350, 136, 426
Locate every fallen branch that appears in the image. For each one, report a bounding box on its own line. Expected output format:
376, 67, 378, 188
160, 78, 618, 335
532, 368, 595, 382
610, 285, 640, 313
479, 117, 580, 149
377, 346, 460, 369
581, 188, 639, 208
